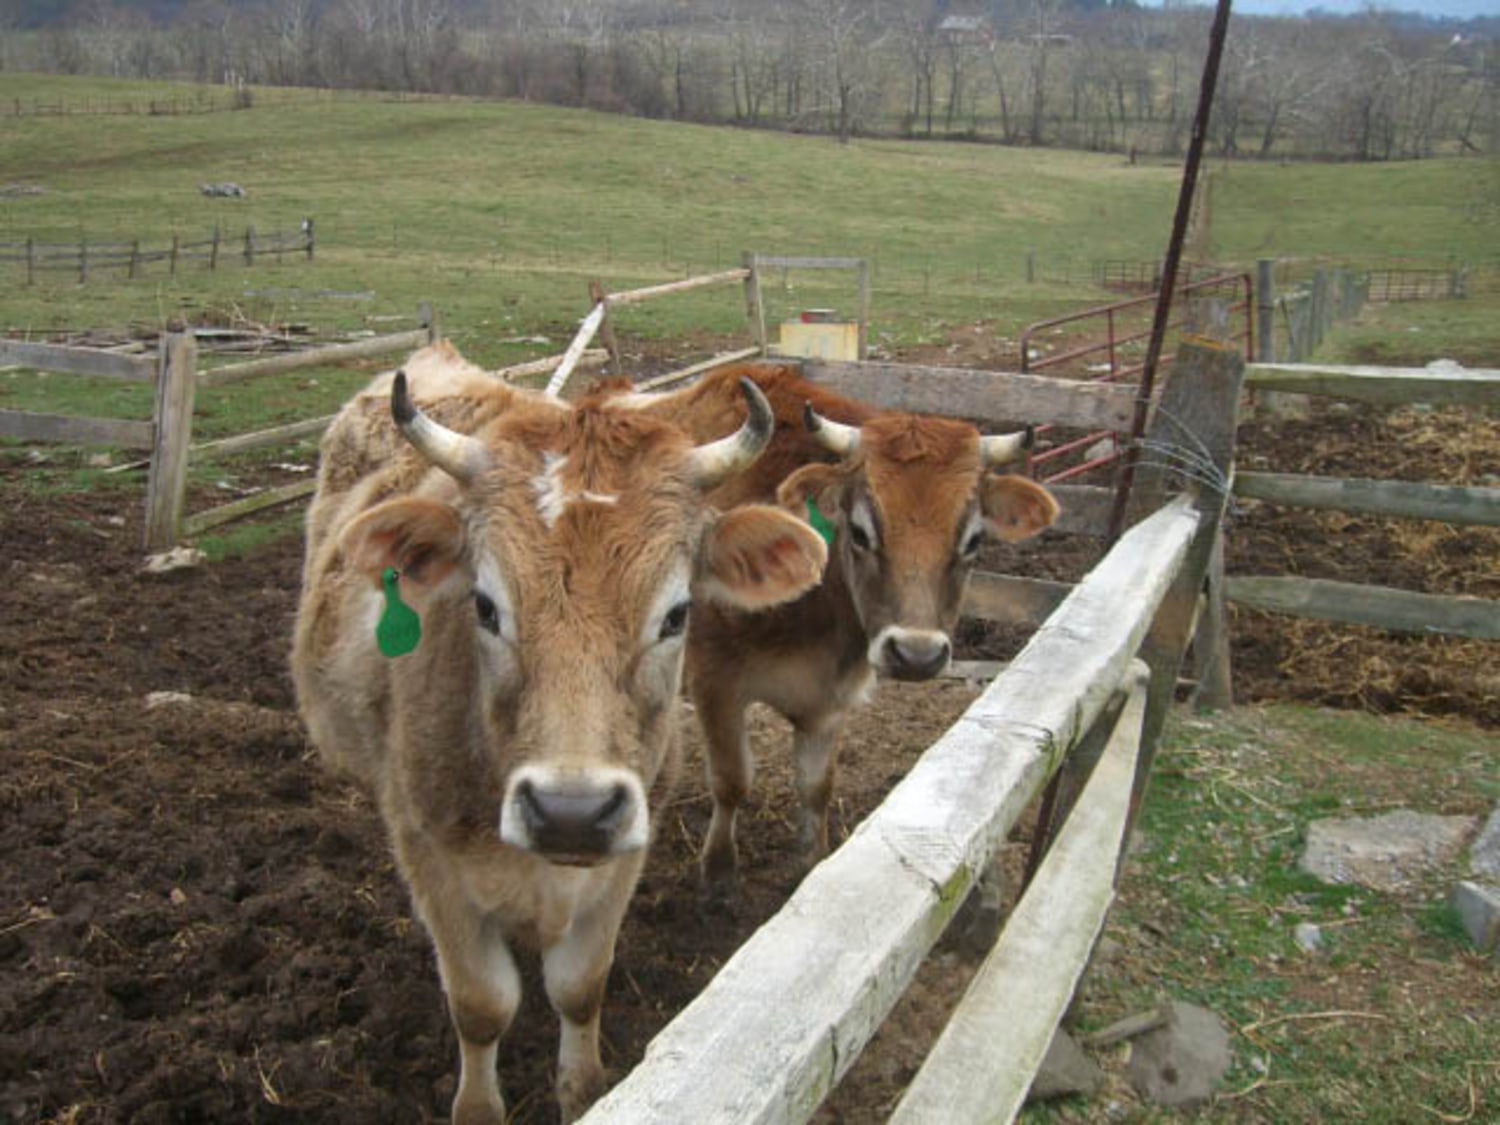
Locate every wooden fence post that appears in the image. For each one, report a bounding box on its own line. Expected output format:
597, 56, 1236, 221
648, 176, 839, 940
209, 226, 220, 270
170, 234, 179, 277
142, 333, 199, 552
303, 217, 314, 260
25, 237, 34, 286
856, 258, 871, 360
128, 239, 140, 280
742, 251, 767, 356
1127, 340, 1245, 799
243, 225, 255, 266
79, 238, 88, 284
1255, 258, 1274, 363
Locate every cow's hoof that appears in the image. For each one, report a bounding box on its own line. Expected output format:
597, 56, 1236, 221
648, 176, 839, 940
558, 1064, 608, 1123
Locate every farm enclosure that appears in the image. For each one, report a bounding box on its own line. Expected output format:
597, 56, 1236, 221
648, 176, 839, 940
4, 326, 1497, 1122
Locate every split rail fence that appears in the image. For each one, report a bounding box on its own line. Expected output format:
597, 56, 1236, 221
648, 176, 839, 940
579, 341, 1244, 1123
0, 221, 314, 285
1219, 360, 1500, 670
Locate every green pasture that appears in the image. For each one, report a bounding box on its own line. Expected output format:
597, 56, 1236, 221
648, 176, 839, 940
1037, 703, 1499, 1124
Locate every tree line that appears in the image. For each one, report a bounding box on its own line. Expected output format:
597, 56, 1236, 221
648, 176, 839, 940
2, 0, 1495, 160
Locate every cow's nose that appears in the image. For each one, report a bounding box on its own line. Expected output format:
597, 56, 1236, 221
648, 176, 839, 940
516, 780, 630, 859
883, 633, 951, 681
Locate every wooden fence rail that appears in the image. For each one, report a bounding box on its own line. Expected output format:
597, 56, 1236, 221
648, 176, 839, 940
581, 499, 1201, 1124
576, 342, 1243, 1123
1224, 361, 1500, 649
0, 221, 313, 284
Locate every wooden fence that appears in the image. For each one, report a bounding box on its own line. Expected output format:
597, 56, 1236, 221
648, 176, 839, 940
0, 221, 314, 284
579, 341, 1244, 1122
1220, 361, 1500, 663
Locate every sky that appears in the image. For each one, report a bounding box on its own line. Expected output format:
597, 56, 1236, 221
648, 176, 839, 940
1156, 0, 1495, 18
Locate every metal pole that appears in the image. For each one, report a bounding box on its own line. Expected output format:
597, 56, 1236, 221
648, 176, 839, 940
1105, 0, 1235, 545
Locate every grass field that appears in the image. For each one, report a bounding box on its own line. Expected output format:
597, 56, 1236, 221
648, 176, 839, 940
3, 72, 1497, 365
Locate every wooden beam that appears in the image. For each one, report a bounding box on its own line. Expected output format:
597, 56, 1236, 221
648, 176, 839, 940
0, 409, 153, 448
964, 571, 1073, 627
1244, 363, 1500, 406
801, 360, 1139, 432
190, 414, 334, 461
1234, 472, 1500, 528
576, 498, 1198, 1125
603, 268, 750, 307
0, 339, 154, 382
494, 349, 608, 383
752, 255, 864, 270
199, 328, 430, 388
142, 334, 198, 551
634, 347, 763, 392
1225, 576, 1500, 640
1047, 484, 1114, 538
544, 302, 607, 398
890, 662, 1148, 1125
182, 478, 318, 537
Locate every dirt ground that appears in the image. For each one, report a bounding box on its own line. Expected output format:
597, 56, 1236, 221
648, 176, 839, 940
2, 333, 1496, 1124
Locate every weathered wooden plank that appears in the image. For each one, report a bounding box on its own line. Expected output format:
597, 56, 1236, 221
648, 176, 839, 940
603, 268, 750, 307
890, 662, 1148, 1125
0, 339, 155, 382
142, 334, 198, 551
963, 571, 1072, 627
1234, 472, 1500, 528
199, 328, 429, 387
494, 349, 608, 383
577, 497, 1198, 1125
801, 360, 1138, 433
1244, 363, 1500, 406
191, 414, 335, 461
1225, 576, 1500, 640
1046, 484, 1113, 537
753, 255, 864, 271
544, 302, 607, 398
182, 478, 318, 537
0, 409, 154, 448
634, 346, 764, 391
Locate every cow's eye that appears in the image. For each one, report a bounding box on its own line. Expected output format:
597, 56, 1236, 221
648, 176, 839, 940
659, 601, 691, 641
474, 591, 501, 635
961, 529, 985, 559
848, 522, 872, 552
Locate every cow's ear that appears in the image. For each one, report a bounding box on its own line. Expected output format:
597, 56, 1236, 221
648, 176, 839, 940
697, 504, 827, 610
340, 497, 466, 590
980, 474, 1060, 543
776, 462, 844, 515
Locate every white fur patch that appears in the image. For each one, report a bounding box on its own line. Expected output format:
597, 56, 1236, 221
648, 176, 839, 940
531, 453, 618, 528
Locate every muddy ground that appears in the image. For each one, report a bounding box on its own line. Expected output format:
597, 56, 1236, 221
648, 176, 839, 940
2, 338, 1496, 1124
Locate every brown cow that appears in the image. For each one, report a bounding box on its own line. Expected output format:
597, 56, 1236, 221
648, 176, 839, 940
290, 343, 827, 1123
631, 362, 1059, 888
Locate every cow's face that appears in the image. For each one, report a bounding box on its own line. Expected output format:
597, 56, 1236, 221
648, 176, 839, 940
778, 411, 1059, 682
342, 377, 826, 866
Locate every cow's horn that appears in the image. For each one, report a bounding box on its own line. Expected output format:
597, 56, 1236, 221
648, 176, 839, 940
803, 403, 860, 456
689, 377, 774, 488
391, 370, 489, 482
980, 425, 1034, 467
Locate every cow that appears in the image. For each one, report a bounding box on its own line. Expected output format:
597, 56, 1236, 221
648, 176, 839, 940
629, 362, 1060, 889
290, 342, 828, 1124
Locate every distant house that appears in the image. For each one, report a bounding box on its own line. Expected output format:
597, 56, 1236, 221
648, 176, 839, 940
936, 14, 996, 47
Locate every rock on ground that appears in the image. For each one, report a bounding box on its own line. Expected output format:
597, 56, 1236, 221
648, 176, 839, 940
1299, 809, 1478, 892
1127, 1000, 1231, 1108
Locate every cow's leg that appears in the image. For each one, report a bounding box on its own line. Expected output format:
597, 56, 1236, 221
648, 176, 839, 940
792, 717, 843, 860
542, 859, 641, 1122
694, 683, 752, 890
408, 869, 520, 1125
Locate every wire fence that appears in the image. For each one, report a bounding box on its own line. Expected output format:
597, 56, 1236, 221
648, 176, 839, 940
0, 221, 313, 284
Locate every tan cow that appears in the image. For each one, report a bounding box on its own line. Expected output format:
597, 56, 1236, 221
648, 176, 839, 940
290, 343, 827, 1123
633, 362, 1059, 888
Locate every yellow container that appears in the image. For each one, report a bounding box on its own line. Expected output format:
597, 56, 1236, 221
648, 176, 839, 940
775, 320, 859, 361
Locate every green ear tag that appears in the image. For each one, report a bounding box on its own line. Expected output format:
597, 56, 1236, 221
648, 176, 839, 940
805, 497, 836, 546
376, 567, 421, 658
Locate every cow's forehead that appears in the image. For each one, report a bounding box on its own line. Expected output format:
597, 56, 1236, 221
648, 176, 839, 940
467, 400, 704, 609
859, 414, 983, 526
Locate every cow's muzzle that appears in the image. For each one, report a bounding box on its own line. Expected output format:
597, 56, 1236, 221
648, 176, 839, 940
499, 767, 648, 863
870, 627, 952, 682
